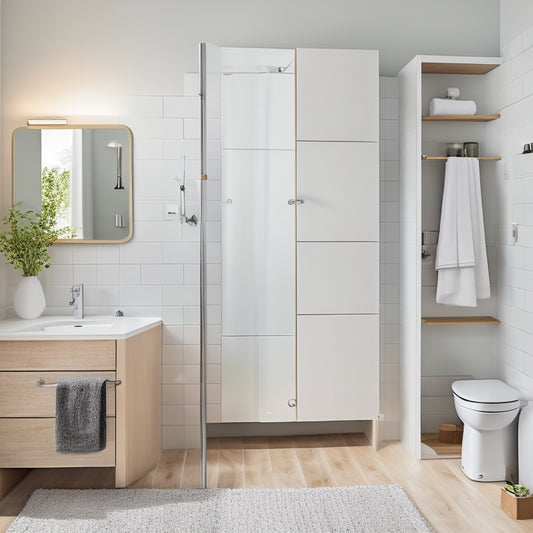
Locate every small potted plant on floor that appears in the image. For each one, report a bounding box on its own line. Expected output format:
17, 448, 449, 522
0, 200, 74, 319
501, 481, 533, 520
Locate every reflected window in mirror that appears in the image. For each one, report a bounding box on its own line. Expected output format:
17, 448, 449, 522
13, 125, 133, 243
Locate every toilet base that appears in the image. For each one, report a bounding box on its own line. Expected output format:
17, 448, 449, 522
461, 420, 518, 482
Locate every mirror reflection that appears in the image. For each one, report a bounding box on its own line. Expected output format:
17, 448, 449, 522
13, 125, 132, 242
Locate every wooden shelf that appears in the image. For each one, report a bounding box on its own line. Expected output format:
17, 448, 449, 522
422, 155, 501, 161
422, 114, 500, 122
421, 62, 499, 75
422, 316, 500, 325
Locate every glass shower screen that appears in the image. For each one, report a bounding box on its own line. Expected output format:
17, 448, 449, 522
199, 43, 296, 489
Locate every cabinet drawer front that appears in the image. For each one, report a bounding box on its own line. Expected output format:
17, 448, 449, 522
0, 341, 116, 371
0, 417, 115, 468
0, 372, 116, 417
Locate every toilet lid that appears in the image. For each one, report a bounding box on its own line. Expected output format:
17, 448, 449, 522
452, 379, 519, 403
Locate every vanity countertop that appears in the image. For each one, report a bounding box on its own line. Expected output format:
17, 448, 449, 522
0, 315, 162, 341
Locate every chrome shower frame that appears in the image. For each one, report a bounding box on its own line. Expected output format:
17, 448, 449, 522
199, 42, 208, 489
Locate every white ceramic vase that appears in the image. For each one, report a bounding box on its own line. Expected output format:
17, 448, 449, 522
13, 276, 46, 319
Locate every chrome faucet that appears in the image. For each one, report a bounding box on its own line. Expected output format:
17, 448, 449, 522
69, 284, 84, 319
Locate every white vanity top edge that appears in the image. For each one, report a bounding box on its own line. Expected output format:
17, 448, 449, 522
0, 315, 162, 340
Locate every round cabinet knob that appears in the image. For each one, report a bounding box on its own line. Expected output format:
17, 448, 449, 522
288, 399, 296, 407
287, 199, 304, 206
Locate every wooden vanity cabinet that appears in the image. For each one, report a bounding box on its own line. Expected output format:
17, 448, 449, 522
0, 325, 161, 489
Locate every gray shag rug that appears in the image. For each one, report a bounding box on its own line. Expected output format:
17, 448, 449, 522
7, 484, 433, 532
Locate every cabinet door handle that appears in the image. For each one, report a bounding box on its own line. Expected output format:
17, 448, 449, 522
288, 399, 296, 407
287, 199, 304, 206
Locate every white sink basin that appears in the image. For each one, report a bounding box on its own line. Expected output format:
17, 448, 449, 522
21, 317, 117, 334
41, 322, 114, 333
0, 315, 162, 339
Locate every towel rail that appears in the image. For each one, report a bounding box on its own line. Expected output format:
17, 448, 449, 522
36, 378, 121, 388
422, 155, 501, 161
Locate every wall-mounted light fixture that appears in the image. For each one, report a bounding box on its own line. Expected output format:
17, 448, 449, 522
106, 141, 124, 190
27, 118, 67, 126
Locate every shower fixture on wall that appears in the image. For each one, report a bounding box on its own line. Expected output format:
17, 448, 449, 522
106, 141, 124, 190
223, 58, 295, 75
179, 155, 198, 226
277, 58, 294, 73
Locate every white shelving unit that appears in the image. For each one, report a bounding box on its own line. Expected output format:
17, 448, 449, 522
398, 55, 502, 460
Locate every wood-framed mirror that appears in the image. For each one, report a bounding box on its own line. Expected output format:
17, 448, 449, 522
12, 124, 133, 243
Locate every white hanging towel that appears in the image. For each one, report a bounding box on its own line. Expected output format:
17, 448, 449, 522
435, 157, 490, 306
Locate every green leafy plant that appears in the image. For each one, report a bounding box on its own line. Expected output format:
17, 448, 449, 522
0, 203, 74, 277
505, 481, 530, 498
41, 166, 71, 231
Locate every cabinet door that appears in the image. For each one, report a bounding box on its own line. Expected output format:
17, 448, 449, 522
221, 335, 296, 423
258, 336, 296, 423
297, 242, 378, 314
297, 141, 378, 242
297, 315, 379, 421
221, 336, 258, 423
223, 73, 294, 150
222, 150, 295, 336
296, 48, 378, 142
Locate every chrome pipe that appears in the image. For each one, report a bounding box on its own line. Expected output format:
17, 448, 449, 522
199, 42, 208, 490
115, 146, 123, 189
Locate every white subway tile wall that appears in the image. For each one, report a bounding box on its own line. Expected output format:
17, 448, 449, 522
7, 76, 401, 448
379, 77, 401, 440
498, 20, 533, 399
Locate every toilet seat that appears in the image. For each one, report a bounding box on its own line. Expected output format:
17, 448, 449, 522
452, 379, 520, 413
453, 394, 520, 413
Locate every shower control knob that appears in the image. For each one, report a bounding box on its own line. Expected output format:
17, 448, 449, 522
288, 399, 296, 407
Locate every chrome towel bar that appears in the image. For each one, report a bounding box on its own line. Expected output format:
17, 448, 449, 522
36, 378, 121, 388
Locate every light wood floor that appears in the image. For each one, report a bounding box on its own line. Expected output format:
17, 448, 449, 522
421, 433, 462, 458
0, 434, 532, 532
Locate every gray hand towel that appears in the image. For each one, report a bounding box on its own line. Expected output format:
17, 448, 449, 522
55, 377, 107, 454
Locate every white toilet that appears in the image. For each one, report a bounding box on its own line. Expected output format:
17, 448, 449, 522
519, 401, 533, 488
452, 379, 520, 482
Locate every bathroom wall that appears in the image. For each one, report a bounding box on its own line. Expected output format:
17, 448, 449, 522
379, 77, 401, 440
0, 0, 5, 318
496, 2, 533, 399
0, 0, 500, 446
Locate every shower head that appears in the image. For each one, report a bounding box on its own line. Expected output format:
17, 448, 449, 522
223, 58, 295, 75
106, 141, 124, 190
106, 141, 122, 148
277, 59, 295, 73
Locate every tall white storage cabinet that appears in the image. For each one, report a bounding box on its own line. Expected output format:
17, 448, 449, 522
221, 47, 380, 427
296, 48, 380, 422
